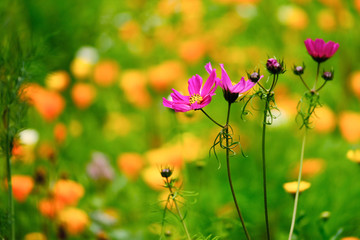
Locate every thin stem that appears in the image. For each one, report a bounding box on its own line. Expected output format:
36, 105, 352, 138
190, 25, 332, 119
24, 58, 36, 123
312, 62, 321, 91
288, 130, 307, 240
257, 82, 267, 92
225, 102, 251, 240
200, 109, 224, 128
165, 178, 191, 240
299, 75, 311, 91
261, 96, 271, 240
4, 107, 15, 240
316, 80, 327, 92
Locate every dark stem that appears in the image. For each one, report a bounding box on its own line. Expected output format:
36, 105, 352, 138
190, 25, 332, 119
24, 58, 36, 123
200, 109, 225, 128
257, 82, 267, 92
4, 107, 15, 240
312, 62, 321, 91
299, 75, 311, 91
225, 102, 251, 240
262, 95, 271, 240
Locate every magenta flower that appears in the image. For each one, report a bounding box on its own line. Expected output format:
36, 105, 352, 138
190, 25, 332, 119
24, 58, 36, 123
218, 64, 263, 103
304, 38, 339, 63
163, 63, 217, 112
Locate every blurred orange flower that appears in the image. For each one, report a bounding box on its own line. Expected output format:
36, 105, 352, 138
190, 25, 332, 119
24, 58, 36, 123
339, 111, 360, 143
292, 158, 325, 178
24, 232, 47, 240
142, 166, 181, 191
146, 146, 184, 169
38, 198, 65, 218
317, 9, 336, 32
53, 179, 84, 206
148, 61, 185, 92
120, 70, 152, 108
117, 153, 144, 180
23, 84, 65, 122
277, 5, 308, 30
118, 20, 141, 41
54, 123, 67, 145
45, 71, 70, 92
312, 106, 336, 133
37, 142, 56, 161
341, 237, 360, 240
71, 83, 96, 109
350, 71, 360, 99
11, 175, 34, 202
283, 181, 311, 195
179, 38, 207, 64
58, 207, 89, 235
103, 112, 132, 138
356, 0, 360, 13
93, 60, 120, 87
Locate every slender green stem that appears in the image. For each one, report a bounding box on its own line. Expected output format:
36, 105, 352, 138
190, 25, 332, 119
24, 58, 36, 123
4, 107, 15, 240
316, 80, 327, 92
312, 62, 321, 91
261, 96, 271, 240
225, 102, 251, 240
288, 130, 307, 240
299, 75, 311, 92
200, 109, 224, 128
165, 178, 191, 240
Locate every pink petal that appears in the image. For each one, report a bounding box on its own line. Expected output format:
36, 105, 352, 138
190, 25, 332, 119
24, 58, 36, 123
163, 98, 173, 108
304, 39, 315, 56
314, 39, 325, 58
188, 75, 203, 95
198, 96, 212, 108
220, 64, 233, 91
231, 77, 246, 93
171, 89, 189, 102
330, 42, 339, 57
242, 80, 257, 92
205, 62, 213, 75
323, 41, 335, 58
172, 103, 192, 112
201, 69, 216, 96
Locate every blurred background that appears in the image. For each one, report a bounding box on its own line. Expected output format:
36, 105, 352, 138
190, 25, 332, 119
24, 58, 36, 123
1, 0, 360, 239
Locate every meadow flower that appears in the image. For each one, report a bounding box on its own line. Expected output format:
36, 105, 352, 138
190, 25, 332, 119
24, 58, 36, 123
24, 232, 47, 240
53, 179, 84, 205
86, 152, 115, 181
346, 149, 360, 164
304, 38, 339, 63
117, 153, 144, 180
266, 58, 285, 75
163, 63, 217, 112
10, 175, 34, 202
218, 64, 261, 103
58, 207, 89, 235
283, 181, 311, 195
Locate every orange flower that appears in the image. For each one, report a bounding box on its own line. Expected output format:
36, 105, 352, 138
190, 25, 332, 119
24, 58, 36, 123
45, 71, 70, 92
148, 61, 185, 92
292, 158, 325, 178
317, 9, 336, 32
283, 181, 311, 195
341, 238, 360, 240
339, 111, 360, 143
38, 198, 65, 218
118, 20, 141, 41
58, 207, 89, 235
277, 5, 308, 30
356, 0, 360, 13
54, 123, 67, 145
312, 106, 336, 133
117, 153, 144, 180
71, 83, 96, 109
119, 70, 152, 108
24, 232, 47, 240
37, 142, 56, 161
142, 166, 181, 191
53, 179, 84, 206
11, 175, 34, 202
146, 146, 184, 169
346, 149, 360, 164
350, 71, 360, 99
93, 60, 120, 87
22, 84, 65, 122
178, 38, 207, 64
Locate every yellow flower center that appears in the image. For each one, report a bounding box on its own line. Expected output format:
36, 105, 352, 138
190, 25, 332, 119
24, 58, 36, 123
189, 94, 203, 104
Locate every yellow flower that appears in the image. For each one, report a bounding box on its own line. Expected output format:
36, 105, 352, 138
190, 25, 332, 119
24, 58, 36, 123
24, 232, 47, 240
346, 149, 360, 164
283, 181, 311, 194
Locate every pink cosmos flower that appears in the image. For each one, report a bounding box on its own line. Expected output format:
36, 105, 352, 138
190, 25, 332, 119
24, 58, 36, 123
163, 63, 217, 112
217, 64, 263, 103
304, 38, 339, 63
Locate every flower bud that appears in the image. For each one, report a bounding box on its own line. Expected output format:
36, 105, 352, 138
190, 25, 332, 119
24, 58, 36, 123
266, 58, 285, 75
248, 70, 261, 83
322, 71, 334, 81
293, 65, 305, 75
160, 168, 173, 178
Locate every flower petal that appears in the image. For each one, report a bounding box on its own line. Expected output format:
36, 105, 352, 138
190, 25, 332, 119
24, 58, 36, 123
201, 68, 216, 96
314, 38, 325, 58
231, 77, 246, 93
171, 89, 189, 102
188, 75, 203, 95
304, 39, 315, 56
220, 64, 233, 91
163, 98, 173, 108
172, 103, 192, 112
205, 62, 213, 75
241, 80, 257, 92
